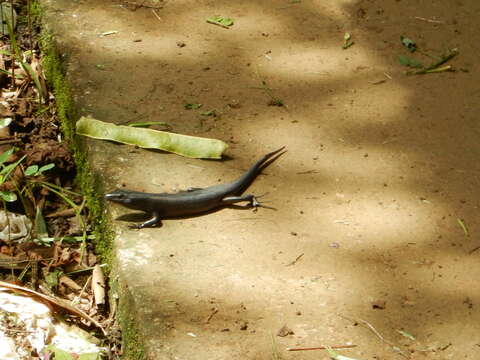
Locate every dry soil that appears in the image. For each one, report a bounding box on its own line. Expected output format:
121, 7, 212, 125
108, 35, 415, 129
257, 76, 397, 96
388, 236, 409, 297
44, 0, 480, 359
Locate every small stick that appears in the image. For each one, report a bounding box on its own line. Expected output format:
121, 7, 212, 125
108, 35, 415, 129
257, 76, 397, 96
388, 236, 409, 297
414, 16, 444, 24
152, 9, 162, 21
296, 169, 319, 175
0, 139, 21, 145
339, 315, 410, 359
287, 344, 357, 351
358, 318, 386, 342
286, 253, 304, 266
206, 19, 230, 29
205, 308, 218, 324
358, 318, 410, 358
469, 246, 480, 254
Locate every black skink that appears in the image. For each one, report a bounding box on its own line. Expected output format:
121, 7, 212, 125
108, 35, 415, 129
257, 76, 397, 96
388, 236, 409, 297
105, 147, 286, 228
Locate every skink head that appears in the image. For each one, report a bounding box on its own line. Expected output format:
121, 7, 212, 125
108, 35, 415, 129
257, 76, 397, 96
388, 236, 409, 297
105, 189, 134, 205
105, 189, 152, 211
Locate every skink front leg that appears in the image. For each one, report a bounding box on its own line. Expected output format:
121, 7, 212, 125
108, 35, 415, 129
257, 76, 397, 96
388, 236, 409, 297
129, 212, 162, 229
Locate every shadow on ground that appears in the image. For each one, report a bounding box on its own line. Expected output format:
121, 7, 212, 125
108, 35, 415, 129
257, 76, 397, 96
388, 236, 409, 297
44, 0, 480, 358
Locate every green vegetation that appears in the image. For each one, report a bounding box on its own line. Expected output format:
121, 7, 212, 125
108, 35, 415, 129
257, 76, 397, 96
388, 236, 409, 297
39, 28, 113, 265
117, 279, 146, 360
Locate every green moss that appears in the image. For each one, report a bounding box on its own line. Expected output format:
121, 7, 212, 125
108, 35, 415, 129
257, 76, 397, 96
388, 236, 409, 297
117, 279, 146, 359
38, 20, 113, 266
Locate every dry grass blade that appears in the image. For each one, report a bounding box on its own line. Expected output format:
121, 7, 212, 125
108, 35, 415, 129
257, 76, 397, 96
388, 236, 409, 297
30, 55, 48, 102
287, 344, 357, 351
339, 314, 410, 358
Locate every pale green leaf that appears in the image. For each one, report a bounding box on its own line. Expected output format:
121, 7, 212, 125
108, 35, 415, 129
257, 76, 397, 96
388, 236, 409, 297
184, 103, 202, 110
0, 148, 14, 166
207, 16, 234, 27
25, 165, 39, 176
20, 61, 45, 102
397, 329, 416, 340
342, 32, 354, 49
99, 30, 118, 37
76, 116, 228, 159
0, 191, 16, 202
44, 270, 61, 288
200, 110, 216, 117
0, 117, 12, 128
38, 163, 55, 174
0, 162, 17, 176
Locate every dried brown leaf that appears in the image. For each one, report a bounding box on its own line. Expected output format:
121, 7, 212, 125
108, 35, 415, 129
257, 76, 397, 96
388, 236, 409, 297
59, 274, 82, 291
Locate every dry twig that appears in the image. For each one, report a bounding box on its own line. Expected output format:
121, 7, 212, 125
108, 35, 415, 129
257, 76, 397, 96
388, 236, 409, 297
339, 314, 410, 358
285, 253, 304, 266
287, 344, 357, 351
205, 308, 218, 324
152, 9, 162, 21
414, 16, 444, 24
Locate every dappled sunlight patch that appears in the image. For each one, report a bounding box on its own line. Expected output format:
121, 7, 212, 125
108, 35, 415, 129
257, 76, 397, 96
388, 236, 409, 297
326, 196, 438, 245
117, 233, 154, 267
257, 46, 374, 78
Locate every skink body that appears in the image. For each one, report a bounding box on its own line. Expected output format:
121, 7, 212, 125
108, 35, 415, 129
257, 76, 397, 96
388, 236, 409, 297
105, 147, 285, 228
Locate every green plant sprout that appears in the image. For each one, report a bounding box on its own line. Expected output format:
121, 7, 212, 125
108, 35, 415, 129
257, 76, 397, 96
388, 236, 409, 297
24, 163, 55, 176
0, 147, 89, 247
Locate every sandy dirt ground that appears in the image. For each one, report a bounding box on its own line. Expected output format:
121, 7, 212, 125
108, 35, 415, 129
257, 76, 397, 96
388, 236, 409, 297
44, 0, 480, 359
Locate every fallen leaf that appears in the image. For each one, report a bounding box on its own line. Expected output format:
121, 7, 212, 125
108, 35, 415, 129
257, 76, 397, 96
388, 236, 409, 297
76, 116, 228, 159
206, 16, 234, 28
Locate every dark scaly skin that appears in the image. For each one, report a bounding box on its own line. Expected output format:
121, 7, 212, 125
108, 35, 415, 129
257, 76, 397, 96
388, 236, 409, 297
105, 147, 286, 228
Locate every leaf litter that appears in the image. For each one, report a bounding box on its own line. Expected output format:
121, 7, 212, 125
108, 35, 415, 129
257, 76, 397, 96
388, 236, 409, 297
0, 1, 119, 359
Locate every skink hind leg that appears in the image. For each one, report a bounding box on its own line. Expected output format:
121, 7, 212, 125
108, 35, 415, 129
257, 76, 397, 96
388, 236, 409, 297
129, 213, 162, 229
222, 193, 274, 210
